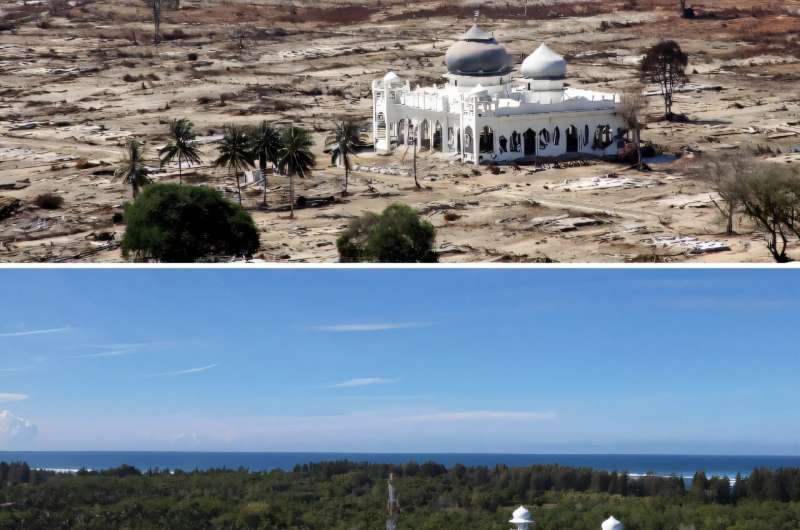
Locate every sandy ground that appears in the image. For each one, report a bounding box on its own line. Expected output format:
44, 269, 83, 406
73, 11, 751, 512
1, 0, 800, 262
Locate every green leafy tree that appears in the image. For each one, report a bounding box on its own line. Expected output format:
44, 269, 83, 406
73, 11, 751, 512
277, 126, 315, 219
214, 124, 255, 205
248, 121, 284, 206
337, 203, 437, 263
115, 138, 151, 199
326, 120, 362, 195
641, 40, 688, 120
122, 183, 260, 262
159, 118, 202, 186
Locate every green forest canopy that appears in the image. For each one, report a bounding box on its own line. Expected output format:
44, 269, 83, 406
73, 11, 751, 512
1, 460, 800, 530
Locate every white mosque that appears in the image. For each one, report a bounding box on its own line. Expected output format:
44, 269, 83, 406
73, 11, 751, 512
371, 19, 625, 165
510, 506, 624, 530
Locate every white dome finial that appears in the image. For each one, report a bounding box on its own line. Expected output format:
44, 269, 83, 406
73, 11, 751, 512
510, 506, 533, 529
602, 516, 624, 530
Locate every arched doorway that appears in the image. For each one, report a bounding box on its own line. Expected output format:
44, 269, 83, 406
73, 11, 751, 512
510, 131, 521, 153
397, 119, 406, 145
456, 128, 462, 153
464, 126, 474, 153
523, 128, 536, 157
479, 126, 494, 154
566, 125, 578, 153
420, 120, 430, 150
433, 121, 443, 151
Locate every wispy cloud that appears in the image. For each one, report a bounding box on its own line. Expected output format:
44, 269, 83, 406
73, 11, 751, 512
328, 377, 398, 388
401, 410, 557, 422
0, 393, 28, 402
0, 367, 30, 374
0, 326, 70, 338
147, 364, 219, 377
71, 341, 176, 359
306, 322, 431, 332
70, 349, 136, 359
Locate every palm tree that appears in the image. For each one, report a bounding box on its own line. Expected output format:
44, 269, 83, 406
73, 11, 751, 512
214, 124, 254, 205
325, 120, 362, 196
159, 118, 202, 185
115, 139, 151, 199
277, 126, 315, 219
249, 121, 284, 206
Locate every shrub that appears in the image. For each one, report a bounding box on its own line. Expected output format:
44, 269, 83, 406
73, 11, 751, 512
187, 52, 198, 61
122, 183, 260, 262
34, 192, 64, 209
337, 203, 437, 263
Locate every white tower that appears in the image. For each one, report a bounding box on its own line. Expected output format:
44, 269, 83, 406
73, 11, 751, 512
509, 506, 534, 530
387, 473, 399, 530
602, 516, 624, 530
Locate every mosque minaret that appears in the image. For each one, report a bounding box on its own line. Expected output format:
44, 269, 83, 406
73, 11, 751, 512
372, 16, 624, 165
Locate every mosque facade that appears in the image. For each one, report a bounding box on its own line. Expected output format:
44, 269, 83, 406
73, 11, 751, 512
371, 21, 625, 165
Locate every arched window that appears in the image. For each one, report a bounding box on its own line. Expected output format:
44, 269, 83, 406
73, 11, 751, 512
593, 125, 613, 149
539, 128, 551, 150
464, 126, 474, 153
510, 131, 521, 152
397, 119, 406, 145
447, 127, 455, 151
499, 135, 508, 153
553, 127, 561, 146
584, 125, 590, 147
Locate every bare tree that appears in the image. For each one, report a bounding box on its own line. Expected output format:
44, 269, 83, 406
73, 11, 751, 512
723, 160, 800, 262
641, 40, 688, 121
690, 153, 751, 236
151, 0, 161, 45
619, 84, 648, 170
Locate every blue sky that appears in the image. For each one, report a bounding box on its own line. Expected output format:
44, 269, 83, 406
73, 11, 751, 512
0, 268, 798, 454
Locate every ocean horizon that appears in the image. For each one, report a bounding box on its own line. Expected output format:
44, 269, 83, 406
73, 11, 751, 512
4, 452, 800, 479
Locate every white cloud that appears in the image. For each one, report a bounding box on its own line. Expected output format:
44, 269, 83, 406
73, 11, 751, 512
147, 364, 218, 377
328, 377, 398, 388
306, 322, 430, 332
0, 410, 37, 447
0, 393, 28, 402
401, 410, 557, 422
0, 326, 70, 338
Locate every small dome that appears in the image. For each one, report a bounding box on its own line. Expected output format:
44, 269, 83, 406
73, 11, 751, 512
601, 516, 624, 530
510, 506, 533, 524
522, 43, 567, 79
383, 71, 400, 82
445, 24, 513, 77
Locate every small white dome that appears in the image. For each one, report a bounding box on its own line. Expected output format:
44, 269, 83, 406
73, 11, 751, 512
383, 71, 401, 84
510, 506, 533, 524
521, 43, 567, 79
601, 516, 624, 530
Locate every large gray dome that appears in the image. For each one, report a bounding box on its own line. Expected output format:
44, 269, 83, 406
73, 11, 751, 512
445, 24, 513, 77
